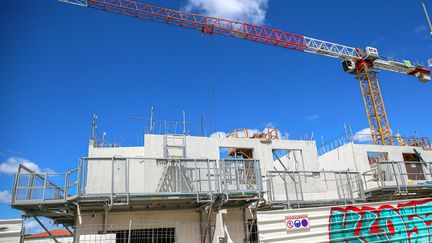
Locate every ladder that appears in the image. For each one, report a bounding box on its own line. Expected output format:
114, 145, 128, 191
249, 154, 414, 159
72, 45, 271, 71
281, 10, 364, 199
164, 134, 186, 159
156, 160, 194, 192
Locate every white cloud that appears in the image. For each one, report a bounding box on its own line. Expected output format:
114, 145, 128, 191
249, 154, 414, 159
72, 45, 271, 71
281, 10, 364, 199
210, 131, 227, 138
24, 219, 44, 233
0, 157, 54, 175
23, 217, 56, 234
353, 128, 372, 143
0, 190, 11, 204
264, 122, 275, 128
184, 0, 269, 25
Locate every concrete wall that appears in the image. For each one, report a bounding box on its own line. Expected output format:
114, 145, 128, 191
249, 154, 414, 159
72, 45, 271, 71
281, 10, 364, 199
85, 135, 320, 195
89, 134, 320, 173
0, 219, 22, 243
85, 158, 165, 194
319, 143, 432, 173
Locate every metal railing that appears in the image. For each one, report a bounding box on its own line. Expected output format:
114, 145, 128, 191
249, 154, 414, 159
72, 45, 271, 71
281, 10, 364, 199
12, 158, 262, 206
362, 161, 432, 194
266, 170, 364, 208
318, 133, 432, 155
12, 164, 80, 204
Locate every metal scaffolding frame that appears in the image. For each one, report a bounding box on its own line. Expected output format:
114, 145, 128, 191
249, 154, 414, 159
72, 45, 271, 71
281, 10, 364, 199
362, 160, 432, 200
266, 170, 365, 208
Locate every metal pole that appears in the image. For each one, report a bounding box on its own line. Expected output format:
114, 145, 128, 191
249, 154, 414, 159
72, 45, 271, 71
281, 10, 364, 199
422, 2, 432, 36
282, 172, 290, 209
127, 220, 132, 243
91, 114, 97, 140
346, 171, 354, 203
150, 107, 154, 134
42, 173, 47, 201
64, 171, 69, 200
175, 222, 180, 243
33, 217, 60, 243
235, 160, 240, 191
183, 111, 186, 135
390, 161, 400, 194
111, 158, 114, 205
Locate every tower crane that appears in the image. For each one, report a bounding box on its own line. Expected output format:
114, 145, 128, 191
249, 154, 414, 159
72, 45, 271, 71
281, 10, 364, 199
61, 0, 431, 145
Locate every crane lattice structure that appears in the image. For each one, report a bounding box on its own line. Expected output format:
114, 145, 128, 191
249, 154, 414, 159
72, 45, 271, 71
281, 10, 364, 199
61, 0, 431, 145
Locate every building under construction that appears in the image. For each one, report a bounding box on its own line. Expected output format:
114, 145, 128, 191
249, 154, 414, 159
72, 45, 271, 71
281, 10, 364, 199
10, 114, 432, 242
8, 0, 432, 242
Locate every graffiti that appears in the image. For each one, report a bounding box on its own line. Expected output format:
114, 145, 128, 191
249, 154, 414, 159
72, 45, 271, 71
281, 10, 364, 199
329, 199, 432, 242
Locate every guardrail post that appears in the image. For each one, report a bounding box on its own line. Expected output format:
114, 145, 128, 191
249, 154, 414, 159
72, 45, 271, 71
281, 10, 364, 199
390, 161, 400, 194
297, 172, 304, 204
270, 174, 275, 204
64, 171, 69, 201
111, 157, 114, 205
11, 168, 20, 204
235, 160, 240, 191
256, 160, 262, 194
362, 173, 367, 191
346, 171, 354, 203
42, 173, 47, 201
282, 172, 290, 209
207, 159, 212, 194
396, 161, 407, 192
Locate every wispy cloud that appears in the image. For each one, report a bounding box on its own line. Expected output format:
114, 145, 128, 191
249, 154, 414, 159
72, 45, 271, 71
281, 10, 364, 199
353, 127, 372, 143
0, 157, 54, 175
305, 114, 321, 121
23, 218, 53, 234
0, 190, 11, 204
414, 25, 427, 35
210, 131, 227, 138
264, 122, 275, 128
369, 37, 386, 47
184, 0, 269, 25
24, 220, 41, 232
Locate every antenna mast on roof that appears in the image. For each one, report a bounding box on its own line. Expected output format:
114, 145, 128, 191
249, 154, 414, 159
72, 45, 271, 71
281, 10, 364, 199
91, 114, 98, 140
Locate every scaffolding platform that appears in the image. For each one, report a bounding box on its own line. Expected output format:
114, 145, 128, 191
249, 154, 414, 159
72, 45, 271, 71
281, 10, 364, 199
11, 158, 263, 225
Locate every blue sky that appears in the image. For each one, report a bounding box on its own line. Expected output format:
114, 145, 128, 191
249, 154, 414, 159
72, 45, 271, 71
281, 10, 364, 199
0, 0, 431, 230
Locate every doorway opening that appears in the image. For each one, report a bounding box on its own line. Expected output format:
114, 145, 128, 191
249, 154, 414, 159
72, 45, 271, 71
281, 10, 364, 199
403, 153, 425, 180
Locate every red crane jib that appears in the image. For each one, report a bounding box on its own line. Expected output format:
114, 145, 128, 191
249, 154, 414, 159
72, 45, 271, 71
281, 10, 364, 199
86, 0, 308, 51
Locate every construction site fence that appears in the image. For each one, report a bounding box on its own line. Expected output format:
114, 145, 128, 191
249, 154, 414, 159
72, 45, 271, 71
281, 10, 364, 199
75, 220, 258, 243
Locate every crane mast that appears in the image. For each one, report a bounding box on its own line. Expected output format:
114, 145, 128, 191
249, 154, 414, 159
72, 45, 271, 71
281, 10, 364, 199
61, 0, 431, 145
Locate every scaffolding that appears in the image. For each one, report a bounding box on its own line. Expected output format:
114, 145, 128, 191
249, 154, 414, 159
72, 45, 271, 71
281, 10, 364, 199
266, 170, 365, 208
362, 160, 432, 200
11, 158, 263, 226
